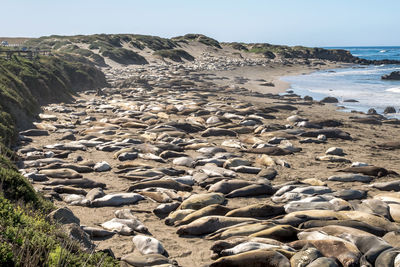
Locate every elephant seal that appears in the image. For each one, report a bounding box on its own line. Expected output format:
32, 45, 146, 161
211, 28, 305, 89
91, 193, 144, 207
273, 210, 339, 227
301, 225, 374, 239
100, 218, 136, 235
338, 210, 400, 232
121, 253, 173, 267
249, 225, 298, 242
132, 235, 166, 256
370, 180, 400, 191
351, 199, 391, 220
225, 183, 275, 198
244, 147, 292, 156
139, 191, 173, 203
201, 127, 237, 137
86, 187, 105, 201
220, 242, 295, 257
383, 231, 400, 247
343, 235, 392, 266
327, 173, 373, 183
290, 246, 322, 267
81, 226, 116, 238
299, 220, 387, 237
179, 193, 225, 210
115, 209, 148, 233
153, 202, 180, 218
39, 168, 82, 178
307, 257, 339, 267
225, 203, 284, 219
338, 166, 397, 177
208, 180, 254, 194
44, 178, 106, 188
333, 189, 367, 200
207, 222, 277, 240
210, 249, 290, 267
52, 186, 87, 195
375, 247, 400, 267
175, 204, 231, 226
210, 237, 284, 255
127, 179, 192, 192
289, 239, 361, 267
41, 162, 93, 173
176, 216, 260, 236
165, 209, 195, 226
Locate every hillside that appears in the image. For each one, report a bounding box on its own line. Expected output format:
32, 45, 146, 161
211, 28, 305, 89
21, 33, 369, 67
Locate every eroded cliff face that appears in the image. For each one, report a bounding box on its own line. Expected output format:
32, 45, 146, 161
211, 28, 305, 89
0, 55, 106, 143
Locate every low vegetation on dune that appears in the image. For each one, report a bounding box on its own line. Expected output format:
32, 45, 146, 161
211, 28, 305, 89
22, 33, 367, 66
0, 54, 116, 266
225, 42, 356, 62
173, 33, 222, 49
101, 47, 148, 65
0, 55, 106, 135
154, 49, 195, 62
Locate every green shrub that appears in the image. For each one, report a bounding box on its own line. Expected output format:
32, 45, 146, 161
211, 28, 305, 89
102, 48, 148, 65
132, 35, 177, 51
154, 49, 195, 62
173, 34, 222, 49
0, 196, 118, 266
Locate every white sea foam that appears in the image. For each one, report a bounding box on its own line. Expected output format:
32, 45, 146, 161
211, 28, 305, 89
386, 87, 400, 93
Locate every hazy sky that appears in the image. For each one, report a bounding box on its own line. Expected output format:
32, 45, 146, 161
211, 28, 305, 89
1, 0, 399, 47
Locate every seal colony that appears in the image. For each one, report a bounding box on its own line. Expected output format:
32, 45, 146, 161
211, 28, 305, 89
16, 46, 400, 267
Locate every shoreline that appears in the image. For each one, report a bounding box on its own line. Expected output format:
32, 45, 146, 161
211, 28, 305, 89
202, 60, 351, 95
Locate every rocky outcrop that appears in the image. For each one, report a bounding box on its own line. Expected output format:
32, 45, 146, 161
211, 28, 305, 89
382, 71, 400, 80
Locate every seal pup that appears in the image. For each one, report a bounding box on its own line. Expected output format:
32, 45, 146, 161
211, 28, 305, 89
132, 235, 167, 256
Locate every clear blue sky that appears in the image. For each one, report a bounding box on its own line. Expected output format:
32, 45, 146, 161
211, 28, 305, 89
1, 0, 399, 47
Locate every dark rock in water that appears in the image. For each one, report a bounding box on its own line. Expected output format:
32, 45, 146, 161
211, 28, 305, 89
384, 106, 396, 114
304, 95, 313, 101
367, 108, 378, 115
381, 71, 400, 80
344, 99, 359, 103
320, 96, 339, 103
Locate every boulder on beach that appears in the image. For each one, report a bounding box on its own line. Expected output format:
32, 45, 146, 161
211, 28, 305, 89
320, 96, 338, 103
384, 106, 396, 114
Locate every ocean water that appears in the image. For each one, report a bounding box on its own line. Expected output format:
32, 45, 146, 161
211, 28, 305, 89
282, 47, 400, 116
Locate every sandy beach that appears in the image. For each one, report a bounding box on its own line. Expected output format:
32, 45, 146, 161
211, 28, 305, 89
16, 56, 400, 266
8, 33, 400, 267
